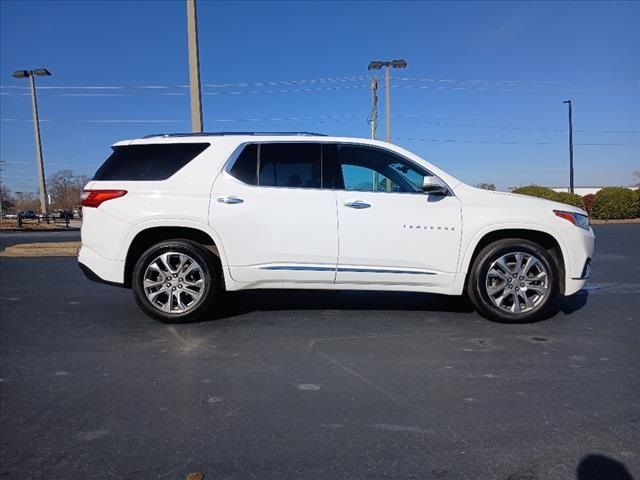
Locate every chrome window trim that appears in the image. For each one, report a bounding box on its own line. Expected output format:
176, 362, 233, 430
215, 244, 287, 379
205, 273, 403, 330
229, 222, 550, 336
222, 140, 454, 197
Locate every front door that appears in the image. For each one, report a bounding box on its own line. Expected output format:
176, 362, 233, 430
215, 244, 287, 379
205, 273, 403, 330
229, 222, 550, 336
330, 144, 462, 287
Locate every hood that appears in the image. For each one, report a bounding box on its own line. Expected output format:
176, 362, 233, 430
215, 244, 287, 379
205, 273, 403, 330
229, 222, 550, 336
455, 184, 588, 216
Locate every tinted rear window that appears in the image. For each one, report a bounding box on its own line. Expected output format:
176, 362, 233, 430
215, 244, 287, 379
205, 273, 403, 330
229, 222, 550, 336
259, 143, 321, 188
93, 143, 209, 181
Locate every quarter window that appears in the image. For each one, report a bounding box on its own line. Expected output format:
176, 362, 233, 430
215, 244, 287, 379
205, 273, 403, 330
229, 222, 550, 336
94, 143, 209, 181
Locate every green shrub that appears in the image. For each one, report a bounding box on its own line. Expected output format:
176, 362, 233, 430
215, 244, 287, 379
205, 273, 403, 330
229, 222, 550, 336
592, 187, 638, 220
556, 191, 586, 210
511, 185, 560, 202
634, 189, 640, 217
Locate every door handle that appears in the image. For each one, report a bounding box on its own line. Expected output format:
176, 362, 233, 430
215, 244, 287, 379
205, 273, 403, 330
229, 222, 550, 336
344, 200, 371, 209
217, 195, 244, 204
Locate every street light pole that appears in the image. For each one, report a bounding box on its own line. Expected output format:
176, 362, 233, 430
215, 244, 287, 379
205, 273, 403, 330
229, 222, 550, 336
28, 73, 49, 218
368, 59, 407, 143
563, 100, 574, 194
187, 0, 204, 133
12, 69, 51, 219
368, 59, 407, 191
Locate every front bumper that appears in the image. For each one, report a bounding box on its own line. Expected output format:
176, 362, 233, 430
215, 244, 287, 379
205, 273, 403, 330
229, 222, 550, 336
573, 258, 591, 280
563, 227, 595, 295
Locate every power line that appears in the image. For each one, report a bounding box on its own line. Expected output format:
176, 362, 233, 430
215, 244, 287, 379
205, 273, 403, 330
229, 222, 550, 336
397, 117, 640, 134
0, 84, 372, 98
1, 73, 633, 92
0, 113, 366, 124
2, 114, 636, 136
0, 75, 369, 92
391, 137, 639, 146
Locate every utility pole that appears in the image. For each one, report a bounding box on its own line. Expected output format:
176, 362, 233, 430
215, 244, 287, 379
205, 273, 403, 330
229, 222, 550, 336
0, 160, 5, 218
370, 78, 378, 140
563, 100, 574, 193
384, 65, 391, 142
369, 78, 379, 190
12, 69, 51, 219
187, 0, 203, 133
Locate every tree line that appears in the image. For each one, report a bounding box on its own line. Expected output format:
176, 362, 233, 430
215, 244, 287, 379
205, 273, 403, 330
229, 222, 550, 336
1, 170, 90, 214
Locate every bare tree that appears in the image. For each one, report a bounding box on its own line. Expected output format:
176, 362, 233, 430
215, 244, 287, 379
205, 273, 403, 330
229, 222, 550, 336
1, 182, 15, 214
48, 170, 89, 211
634, 170, 640, 188
14, 192, 40, 212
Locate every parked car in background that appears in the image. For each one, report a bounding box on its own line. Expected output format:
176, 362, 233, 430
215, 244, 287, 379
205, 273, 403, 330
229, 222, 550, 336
57, 209, 75, 220
19, 210, 38, 219
79, 132, 595, 324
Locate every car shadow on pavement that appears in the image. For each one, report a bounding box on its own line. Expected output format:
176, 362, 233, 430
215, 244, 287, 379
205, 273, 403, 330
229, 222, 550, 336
214, 289, 476, 319
576, 454, 635, 480
207, 288, 590, 323
557, 289, 590, 316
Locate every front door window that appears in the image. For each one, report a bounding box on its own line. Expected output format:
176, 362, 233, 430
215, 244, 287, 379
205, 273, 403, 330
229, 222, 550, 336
336, 145, 430, 193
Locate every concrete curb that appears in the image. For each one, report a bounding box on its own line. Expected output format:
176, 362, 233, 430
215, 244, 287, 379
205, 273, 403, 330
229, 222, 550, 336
1, 241, 81, 257
591, 218, 640, 224
0, 228, 80, 233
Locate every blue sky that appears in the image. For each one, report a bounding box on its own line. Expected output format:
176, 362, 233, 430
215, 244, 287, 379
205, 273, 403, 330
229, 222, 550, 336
1, 0, 638, 193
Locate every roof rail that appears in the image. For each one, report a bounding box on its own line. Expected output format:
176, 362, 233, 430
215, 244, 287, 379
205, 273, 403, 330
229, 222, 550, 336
142, 131, 326, 139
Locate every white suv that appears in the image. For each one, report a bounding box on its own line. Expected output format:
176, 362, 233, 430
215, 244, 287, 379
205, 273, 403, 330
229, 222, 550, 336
79, 132, 595, 323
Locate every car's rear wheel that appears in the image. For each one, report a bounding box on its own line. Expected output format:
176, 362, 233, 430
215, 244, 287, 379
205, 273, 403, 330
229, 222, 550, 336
467, 239, 560, 323
132, 239, 220, 323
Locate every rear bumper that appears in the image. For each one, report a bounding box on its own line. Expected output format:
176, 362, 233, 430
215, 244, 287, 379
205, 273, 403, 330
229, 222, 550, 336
78, 261, 126, 288
78, 245, 125, 286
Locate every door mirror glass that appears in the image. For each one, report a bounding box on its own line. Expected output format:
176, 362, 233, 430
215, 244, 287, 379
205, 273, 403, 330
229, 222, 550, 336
422, 176, 448, 195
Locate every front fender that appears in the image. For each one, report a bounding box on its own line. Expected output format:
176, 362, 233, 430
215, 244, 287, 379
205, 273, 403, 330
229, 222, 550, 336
458, 221, 571, 288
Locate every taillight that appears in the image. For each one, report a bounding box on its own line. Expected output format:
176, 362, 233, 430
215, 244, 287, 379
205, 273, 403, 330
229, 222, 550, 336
81, 189, 127, 208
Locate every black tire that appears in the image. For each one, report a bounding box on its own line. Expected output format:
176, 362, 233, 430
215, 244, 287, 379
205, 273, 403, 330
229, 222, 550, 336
132, 239, 220, 323
467, 239, 560, 323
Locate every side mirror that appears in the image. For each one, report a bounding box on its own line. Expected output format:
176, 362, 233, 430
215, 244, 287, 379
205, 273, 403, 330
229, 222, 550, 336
422, 176, 448, 195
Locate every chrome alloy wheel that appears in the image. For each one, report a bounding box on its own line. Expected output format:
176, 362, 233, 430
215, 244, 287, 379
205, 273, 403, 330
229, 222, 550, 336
485, 251, 549, 314
143, 252, 206, 314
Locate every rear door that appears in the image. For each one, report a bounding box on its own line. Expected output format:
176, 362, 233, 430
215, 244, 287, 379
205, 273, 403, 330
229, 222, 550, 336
329, 143, 462, 287
210, 142, 338, 284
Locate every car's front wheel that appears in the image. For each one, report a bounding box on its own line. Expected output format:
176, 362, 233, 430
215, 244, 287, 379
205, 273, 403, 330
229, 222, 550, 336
132, 239, 220, 323
467, 239, 560, 323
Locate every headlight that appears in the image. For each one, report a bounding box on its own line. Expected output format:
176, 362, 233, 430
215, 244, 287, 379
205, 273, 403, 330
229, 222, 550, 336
554, 210, 590, 230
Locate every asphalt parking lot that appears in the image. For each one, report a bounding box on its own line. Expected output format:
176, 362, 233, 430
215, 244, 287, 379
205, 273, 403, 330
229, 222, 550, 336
1, 225, 638, 480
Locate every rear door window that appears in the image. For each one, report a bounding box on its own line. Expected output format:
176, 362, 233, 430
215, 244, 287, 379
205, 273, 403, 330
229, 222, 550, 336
228, 144, 258, 185
258, 143, 322, 189
93, 143, 209, 181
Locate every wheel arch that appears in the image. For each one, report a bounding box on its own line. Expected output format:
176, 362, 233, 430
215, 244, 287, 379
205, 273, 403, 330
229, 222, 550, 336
461, 226, 567, 293
122, 223, 228, 288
